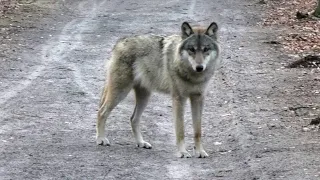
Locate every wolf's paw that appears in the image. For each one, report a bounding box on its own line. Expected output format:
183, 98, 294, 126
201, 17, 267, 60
194, 148, 209, 158
137, 141, 152, 149
177, 151, 192, 158
96, 137, 110, 146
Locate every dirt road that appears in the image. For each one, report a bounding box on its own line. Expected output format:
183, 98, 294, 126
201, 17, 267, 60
1, 0, 319, 179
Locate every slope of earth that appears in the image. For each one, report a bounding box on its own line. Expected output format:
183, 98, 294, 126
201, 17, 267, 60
261, 0, 320, 59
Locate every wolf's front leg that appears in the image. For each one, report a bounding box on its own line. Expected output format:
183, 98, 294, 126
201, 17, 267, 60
190, 94, 208, 158
172, 95, 191, 158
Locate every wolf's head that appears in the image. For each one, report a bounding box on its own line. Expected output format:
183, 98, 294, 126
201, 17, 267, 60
179, 22, 220, 73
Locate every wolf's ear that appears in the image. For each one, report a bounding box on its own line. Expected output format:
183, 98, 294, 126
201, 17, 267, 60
181, 22, 194, 39
205, 22, 218, 39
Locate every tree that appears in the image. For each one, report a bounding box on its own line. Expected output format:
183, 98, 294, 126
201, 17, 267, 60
314, 0, 320, 18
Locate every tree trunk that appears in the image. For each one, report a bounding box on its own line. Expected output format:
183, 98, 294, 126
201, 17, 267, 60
314, 0, 320, 18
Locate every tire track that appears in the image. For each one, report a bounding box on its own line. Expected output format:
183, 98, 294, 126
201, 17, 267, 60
0, 0, 107, 107
0, 0, 107, 138
188, 0, 197, 18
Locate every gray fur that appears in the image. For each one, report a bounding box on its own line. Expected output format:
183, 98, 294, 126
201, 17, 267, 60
96, 22, 220, 158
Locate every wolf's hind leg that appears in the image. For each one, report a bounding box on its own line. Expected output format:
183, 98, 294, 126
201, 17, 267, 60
96, 74, 133, 146
130, 85, 152, 149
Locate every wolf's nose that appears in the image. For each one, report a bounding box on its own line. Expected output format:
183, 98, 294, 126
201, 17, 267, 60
196, 65, 204, 72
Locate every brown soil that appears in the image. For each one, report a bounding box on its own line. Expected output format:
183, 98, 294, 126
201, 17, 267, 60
0, 0, 18, 14
261, 0, 320, 56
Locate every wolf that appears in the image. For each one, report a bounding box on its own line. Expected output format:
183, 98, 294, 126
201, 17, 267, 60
96, 22, 221, 158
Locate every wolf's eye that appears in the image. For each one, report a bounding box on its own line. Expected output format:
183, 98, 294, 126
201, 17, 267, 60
188, 47, 196, 53
203, 47, 210, 52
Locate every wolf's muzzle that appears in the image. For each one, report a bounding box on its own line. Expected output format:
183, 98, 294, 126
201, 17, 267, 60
196, 65, 204, 72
